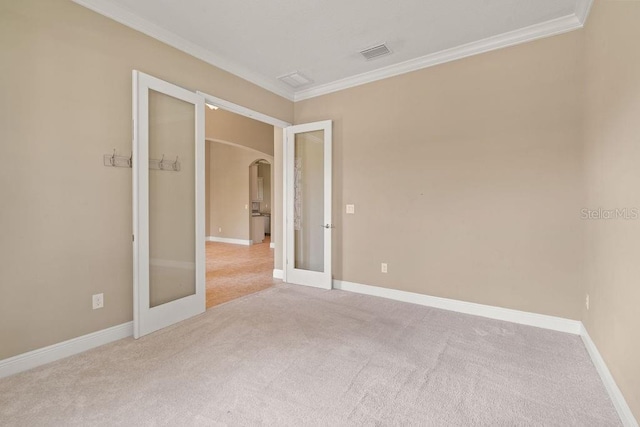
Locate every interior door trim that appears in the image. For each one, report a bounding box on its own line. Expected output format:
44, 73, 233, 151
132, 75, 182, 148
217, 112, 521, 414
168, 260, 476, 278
132, 70, 206, 339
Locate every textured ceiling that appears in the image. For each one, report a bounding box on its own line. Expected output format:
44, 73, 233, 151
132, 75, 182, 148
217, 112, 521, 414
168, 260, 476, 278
75, 0, 585, 100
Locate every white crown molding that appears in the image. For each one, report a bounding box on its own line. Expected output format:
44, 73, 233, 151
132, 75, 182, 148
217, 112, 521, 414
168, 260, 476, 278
71, 0, 295, 101
333, 280, 582, 335
73, 0, 593, 104
580, 325, 639, 427
0, 322, 133, 379
575, 0, 595, 26
206, 236, 252, 246
294, 13, 585, 101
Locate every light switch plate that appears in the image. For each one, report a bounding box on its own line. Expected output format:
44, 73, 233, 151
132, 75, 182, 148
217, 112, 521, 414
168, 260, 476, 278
346, 204, 355, 214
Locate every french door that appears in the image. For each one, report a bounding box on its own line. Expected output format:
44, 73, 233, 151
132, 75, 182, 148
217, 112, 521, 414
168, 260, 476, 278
285, 121, 332, 289
132, 71, 206, 338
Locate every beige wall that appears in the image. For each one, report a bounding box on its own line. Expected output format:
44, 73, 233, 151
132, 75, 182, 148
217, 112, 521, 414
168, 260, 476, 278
295, 31, 586, 320
3, 0, 638, 417
206, 109, 275, 156
582, 0, 640, 419
205, 142, 212, 235
204, 106, 275, 238
208, 142, 273, 240
0, 0, 292, 360
257, 164, 272, 213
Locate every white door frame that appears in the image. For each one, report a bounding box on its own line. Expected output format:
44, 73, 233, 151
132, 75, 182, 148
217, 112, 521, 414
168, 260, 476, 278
133, 71, 206, 338
196, 91, 291, 282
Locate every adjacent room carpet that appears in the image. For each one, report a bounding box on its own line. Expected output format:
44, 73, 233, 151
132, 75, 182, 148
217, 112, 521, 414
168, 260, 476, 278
0, 284, 620, 426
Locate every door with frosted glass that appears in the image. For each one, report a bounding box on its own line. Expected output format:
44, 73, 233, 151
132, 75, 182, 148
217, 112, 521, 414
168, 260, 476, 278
133, 71, 205, 338
285, 121, 332, 289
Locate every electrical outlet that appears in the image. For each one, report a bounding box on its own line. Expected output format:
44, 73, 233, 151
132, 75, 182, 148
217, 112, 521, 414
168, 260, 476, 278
218, 227, 222, 233
381, 263, 388, 273
346, 204, 355, 214
244, 204, 248, 210
92, 293, 104, 310
585, 294, 590, 310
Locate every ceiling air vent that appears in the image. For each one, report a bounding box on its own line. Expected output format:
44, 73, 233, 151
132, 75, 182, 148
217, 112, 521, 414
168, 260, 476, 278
360, 43, 391, 60
278, 71, 313, 89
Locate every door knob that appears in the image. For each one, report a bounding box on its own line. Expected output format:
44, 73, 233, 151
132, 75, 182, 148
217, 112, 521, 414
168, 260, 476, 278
321, 224, 334, 229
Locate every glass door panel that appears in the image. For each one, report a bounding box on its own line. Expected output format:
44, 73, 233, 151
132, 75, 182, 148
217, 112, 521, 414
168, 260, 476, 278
293, 130, 325, 273
148, 89, 196, 307
285, 121, 332, 289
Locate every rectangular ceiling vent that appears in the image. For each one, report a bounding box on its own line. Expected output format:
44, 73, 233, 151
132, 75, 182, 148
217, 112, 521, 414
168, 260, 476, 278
360, 43, 391, 60
278, 71, 313, 89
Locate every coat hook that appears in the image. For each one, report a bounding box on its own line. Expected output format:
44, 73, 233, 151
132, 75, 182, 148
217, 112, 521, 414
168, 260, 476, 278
110, 149, 116, 166
159, 154, 165, 170
128, 151, 133, 167
173, 156, 179, 171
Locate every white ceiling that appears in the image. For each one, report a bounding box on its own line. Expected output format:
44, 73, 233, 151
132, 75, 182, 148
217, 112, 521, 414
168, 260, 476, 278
74, 0, 592, 101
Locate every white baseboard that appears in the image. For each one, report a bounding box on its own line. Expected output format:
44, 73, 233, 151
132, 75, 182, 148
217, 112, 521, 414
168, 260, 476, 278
0, 322, 133, 379
273, 269, 283, 279
580, 325, 638, 427
206, 236, 251, 246
332, 280, 582, 335
270, 243, 275, 249
2, 282, 634, 427
332, 279, 636, 425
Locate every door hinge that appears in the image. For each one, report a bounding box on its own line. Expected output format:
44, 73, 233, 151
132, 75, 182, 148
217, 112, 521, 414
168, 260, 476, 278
132, 234, 135, 242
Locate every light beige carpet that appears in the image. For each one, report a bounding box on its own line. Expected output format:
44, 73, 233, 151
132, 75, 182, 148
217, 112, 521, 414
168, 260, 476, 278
0, 284, 620, 426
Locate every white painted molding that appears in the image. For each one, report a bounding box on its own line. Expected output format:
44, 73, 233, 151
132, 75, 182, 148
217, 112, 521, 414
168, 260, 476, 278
198, 92, 291, 128
270, 242, 275, 249
332, 279, 635, 425
73, 0, 591, 104
580, 326, 639, 427
575, 0, 595, 26
273, 269, 283, 279
0, 322, 133, 379
295, 14, 584, 101
206, 236, 252, 246
332, 280, 582, 335
71, 0, 294, 101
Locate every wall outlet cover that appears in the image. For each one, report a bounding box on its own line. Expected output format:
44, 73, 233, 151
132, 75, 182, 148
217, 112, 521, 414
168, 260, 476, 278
92, 293, 104, 310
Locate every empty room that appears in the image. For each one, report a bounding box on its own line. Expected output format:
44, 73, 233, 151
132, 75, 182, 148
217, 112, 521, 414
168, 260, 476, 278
0, 0, 638, 425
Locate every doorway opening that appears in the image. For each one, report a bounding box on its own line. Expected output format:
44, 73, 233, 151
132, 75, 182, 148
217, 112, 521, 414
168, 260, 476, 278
204, 108, 279, 308
249, 159, 272, 247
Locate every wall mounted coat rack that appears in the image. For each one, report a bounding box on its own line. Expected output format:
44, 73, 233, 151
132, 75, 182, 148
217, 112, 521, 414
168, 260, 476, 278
103, 150, 181, 171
